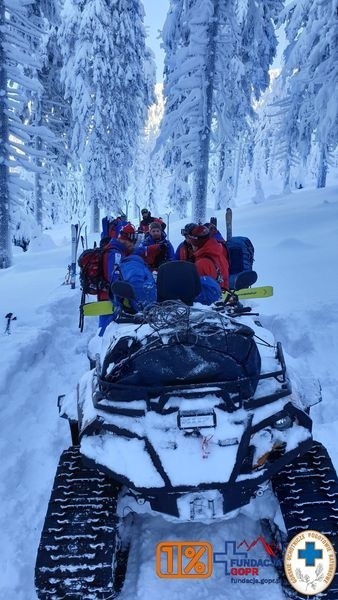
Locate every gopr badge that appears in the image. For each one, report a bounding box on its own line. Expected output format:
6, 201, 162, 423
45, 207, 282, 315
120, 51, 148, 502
284, 530, 336, 595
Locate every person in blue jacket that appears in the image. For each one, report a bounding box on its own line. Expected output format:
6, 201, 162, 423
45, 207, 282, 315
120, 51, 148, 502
103, 223, 136, 278
101, 213, 129, 240
98, 223, 137, 335
140, 221, 175, 271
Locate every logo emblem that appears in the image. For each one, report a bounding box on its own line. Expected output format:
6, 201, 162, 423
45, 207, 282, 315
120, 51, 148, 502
284, 530, 336, 595
156, 542, 212, 578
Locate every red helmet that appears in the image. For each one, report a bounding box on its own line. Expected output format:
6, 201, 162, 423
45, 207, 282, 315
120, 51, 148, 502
187, 224, 210, 247
118, 223, 137, 242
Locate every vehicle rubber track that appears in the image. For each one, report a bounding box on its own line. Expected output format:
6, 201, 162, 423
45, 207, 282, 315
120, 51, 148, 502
272, 441, 338, 600
35, 445, 126, 600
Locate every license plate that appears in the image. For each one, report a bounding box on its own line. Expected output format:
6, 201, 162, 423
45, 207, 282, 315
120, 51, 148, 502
178, 410, 216, 429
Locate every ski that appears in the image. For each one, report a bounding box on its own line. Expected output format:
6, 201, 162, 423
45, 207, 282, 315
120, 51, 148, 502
70, 222, 85, 289
82, 300, 114, 316
83, 286, 273, 316
70, 224, 78, 289
222, 285, 273, 301
84, 224, 88, 249
83, 287, 273, 316
225, 207, 232, 241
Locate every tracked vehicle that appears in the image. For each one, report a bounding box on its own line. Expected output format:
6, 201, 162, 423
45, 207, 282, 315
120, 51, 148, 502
35, 263, 338, 599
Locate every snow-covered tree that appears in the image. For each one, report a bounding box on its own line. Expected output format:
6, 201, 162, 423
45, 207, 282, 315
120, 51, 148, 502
0, 0, 51, 268
0, 0, 10, 267
59, 0, 155, 231
158, 0, 221, 221
32, 0, 73, 228
277, 0, 338, 188
158, 0, 283, 221
127, 83, 168, 219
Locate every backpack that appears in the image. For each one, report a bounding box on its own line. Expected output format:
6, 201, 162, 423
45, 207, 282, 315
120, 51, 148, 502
113, 255, 157, 311
226, 236, 254, 275
102, 217, 114, 238
100, 315, 261, 402
101, 216, 127, 239
195, 276, 221, 305
78, 247, 109, 295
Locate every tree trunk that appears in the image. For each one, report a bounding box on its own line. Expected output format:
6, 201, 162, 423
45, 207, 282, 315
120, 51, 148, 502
283, 154, 291, 194
214, 143, 232, 210
35, 135, 43, 229
233, 138, 243, 199
192, 0, 220, 223
91, 195, 100, 233
214, 144, 225, 210
268, 135, 276, 180
0, 0, 11, 268
317, 144, 328, 189
252, 175, 265, 204
295, 158, 306, 190
170, 167, 189, 218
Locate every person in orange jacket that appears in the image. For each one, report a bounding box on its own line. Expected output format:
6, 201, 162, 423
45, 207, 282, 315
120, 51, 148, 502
187, 224, 229, 290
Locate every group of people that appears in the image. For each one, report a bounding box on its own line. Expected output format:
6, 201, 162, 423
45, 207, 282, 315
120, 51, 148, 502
97, 208, 230, 333
101, 209, 229, 287
100, 208, 175, 274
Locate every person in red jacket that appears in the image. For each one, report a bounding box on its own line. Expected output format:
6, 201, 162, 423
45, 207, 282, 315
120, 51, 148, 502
140, 221, 175, 271
187, 224, 229, 290
138, 209, 166, 234
138, 208, 156, 234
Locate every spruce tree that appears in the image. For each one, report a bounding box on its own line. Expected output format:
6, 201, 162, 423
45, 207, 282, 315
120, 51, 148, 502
158, 0, 283, 220
59, 0, 155, 231
0, 0, 47, 267
278, 0, 338, 188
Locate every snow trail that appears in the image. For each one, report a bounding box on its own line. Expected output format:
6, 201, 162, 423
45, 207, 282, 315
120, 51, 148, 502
0, 188, 337, 599
0, 293, 93, 600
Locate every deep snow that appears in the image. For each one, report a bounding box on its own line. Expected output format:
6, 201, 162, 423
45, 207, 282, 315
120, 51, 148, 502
0, 185, 337, 600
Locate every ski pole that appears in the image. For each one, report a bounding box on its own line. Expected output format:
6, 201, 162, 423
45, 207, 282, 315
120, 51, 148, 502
225, 207, 232, 241
63, 265, 71, 285
4, 313, 17, 334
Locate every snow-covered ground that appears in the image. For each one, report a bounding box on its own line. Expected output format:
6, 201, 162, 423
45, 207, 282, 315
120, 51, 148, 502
0, 185, 337, 600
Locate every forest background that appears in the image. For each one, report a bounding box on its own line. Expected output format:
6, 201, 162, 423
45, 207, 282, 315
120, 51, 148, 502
0, 0, 337, 268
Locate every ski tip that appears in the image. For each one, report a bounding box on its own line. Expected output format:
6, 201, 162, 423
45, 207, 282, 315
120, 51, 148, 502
221, 285, 273, 301
82, 300, 114, 316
